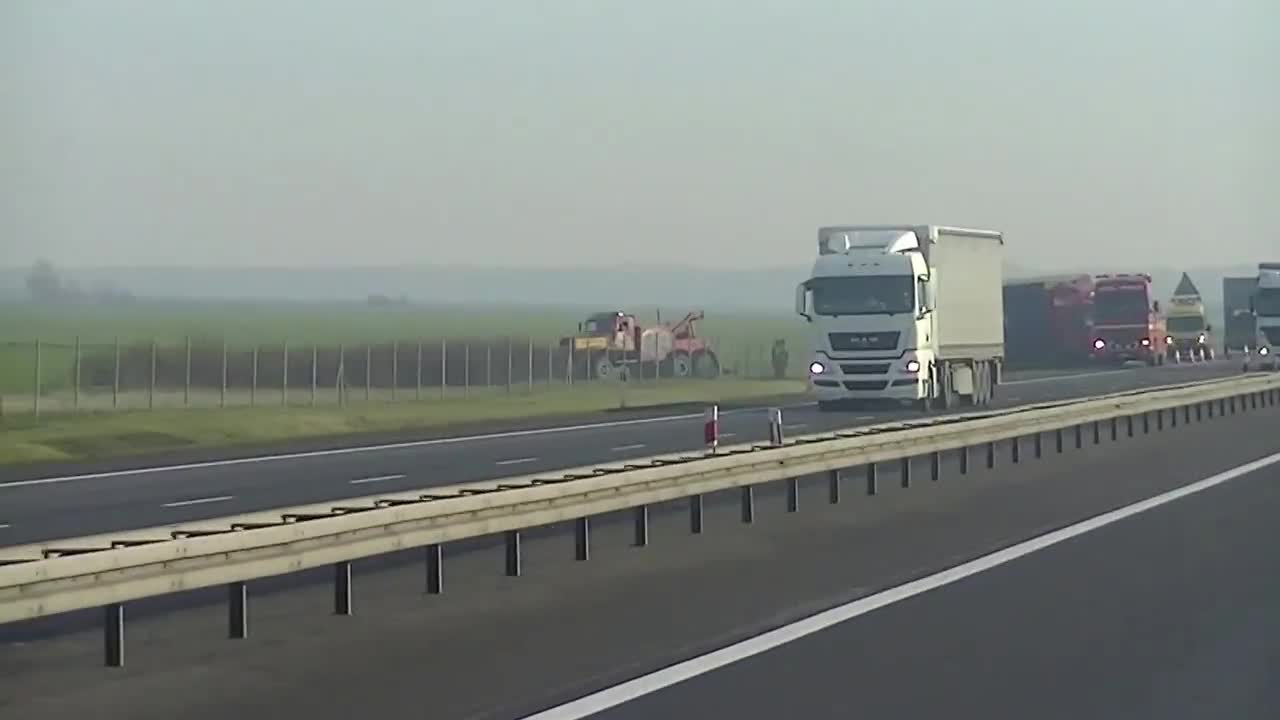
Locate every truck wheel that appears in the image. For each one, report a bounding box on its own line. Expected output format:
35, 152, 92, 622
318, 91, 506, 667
593, 357, 614, 380
668, 351, 692, 378
693, 350, 720, 379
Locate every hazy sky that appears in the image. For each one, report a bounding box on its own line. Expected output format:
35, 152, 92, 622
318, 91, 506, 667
3, 0, 1277, 270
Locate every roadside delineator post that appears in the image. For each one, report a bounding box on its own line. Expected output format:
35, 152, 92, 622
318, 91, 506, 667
704, 404, 719, 453
768, 408, 784, 446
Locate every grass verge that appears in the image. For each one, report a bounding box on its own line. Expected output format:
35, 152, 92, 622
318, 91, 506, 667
0, 379, 805, 466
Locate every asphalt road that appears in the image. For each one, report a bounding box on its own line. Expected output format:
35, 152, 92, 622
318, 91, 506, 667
0, 362, 1240, 545
587, 456, 1280, 720
1, 372, 1274, 719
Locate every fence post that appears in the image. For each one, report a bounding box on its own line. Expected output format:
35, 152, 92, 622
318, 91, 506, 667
282, 340, 289, 406
250, 345, 258, 407
567, 342, 574, 386
183, 336, 191, 407
113, 337, 120, 409
364, 345, 371, 402
486, 343, 492, 390
390, 341, 398, 401
220, 340, 228, 408
148, 339, 157, 410
337, 344, 345, 406
506, 338, 513, 396
547, 340, 553, 388
310, 345, 318, 407
33, 339, 41, 417
527, 337, 533, 394
415, 341, 423, 401
440, 340, 447, 400
464, 343, 470, 397
73, 335, 81, 410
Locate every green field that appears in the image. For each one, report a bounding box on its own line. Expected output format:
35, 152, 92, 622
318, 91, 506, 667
0, 379, 805, 465
0, 302, 809, 396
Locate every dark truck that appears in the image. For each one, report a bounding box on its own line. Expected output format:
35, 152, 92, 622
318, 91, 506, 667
1222, 276, 1258, 357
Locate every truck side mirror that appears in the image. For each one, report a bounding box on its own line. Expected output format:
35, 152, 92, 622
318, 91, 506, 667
795, 283, 811, 321
1152, 301, 1161, 313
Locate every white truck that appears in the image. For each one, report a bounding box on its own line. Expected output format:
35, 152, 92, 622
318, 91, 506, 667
795, 225, 1005, 411
1244, 262, 1280, 372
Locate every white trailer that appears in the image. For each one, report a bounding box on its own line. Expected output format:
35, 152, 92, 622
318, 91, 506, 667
795, 225, 1005, 411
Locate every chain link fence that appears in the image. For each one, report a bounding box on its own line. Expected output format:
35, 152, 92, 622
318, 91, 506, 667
0, 336, 798, 417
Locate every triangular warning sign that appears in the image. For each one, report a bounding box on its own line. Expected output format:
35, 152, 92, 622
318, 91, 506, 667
1172, 273, 1200, 297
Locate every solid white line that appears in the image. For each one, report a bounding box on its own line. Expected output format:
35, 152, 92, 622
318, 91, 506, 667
611, 444, 647, 452
519, 450, 1280, 720
0, 404, 790, 490
349, 474, 405, 485
0, 524, 10, 530
719, 433, 738, 439
496, 457, 539, 467
161, 495, 234, 508
783, 423, 808, 430
1001, 369, 1132, 386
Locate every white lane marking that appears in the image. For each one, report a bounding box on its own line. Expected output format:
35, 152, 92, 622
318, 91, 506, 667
719, 433, 737, 439
349, 474, 405, 485
611, 444, 647, 452
0, 404, 799, 490
161, 495, 234, 508
0, 524, 10, 530
496, 457, 539, 467
520, 450, 1280, 720
1001, 369, 1132, 386
783, 423, 807, 431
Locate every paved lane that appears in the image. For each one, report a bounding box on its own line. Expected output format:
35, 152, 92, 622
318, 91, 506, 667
0, 363, 1238, 545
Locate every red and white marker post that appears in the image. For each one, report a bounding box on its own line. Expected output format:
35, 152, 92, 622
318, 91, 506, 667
768, 408, 784, 446
703, 404, 720, 453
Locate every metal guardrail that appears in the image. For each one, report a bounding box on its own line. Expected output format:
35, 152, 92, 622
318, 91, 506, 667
2, 373, 1278, 666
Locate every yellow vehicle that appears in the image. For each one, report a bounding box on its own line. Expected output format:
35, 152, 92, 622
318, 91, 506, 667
1165, 273, 1214, 362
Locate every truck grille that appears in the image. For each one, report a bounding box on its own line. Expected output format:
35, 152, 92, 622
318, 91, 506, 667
842, 380, 887, 391
828, 332, 899, 352
839, 363, 890, 375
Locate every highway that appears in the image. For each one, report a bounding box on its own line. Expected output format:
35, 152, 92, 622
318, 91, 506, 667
0, 362, 1240, 545
1, 365, 1274, 719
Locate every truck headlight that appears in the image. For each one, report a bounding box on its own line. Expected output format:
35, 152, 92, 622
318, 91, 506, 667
1261, 347, 1271, 356
809, 361, 827, 374
1140, 338, 1151, 347
1093, 339, 1106, 350
1198, 334, 1206, 344
1165, 336, 1173, 345
904, 359, 921, 373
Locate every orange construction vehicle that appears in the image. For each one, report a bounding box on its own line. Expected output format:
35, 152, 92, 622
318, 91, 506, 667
561, 310, 720, 380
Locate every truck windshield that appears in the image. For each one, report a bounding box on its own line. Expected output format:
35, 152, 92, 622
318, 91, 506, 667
1094, 289, 1148, 324
1256, 290, 1280, 317
809, 276, 914, 316
1167, 316, 1204, 333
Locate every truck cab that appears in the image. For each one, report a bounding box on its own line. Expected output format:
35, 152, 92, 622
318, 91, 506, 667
1090, 273, 1167, 365
1245, 264, 1280, 372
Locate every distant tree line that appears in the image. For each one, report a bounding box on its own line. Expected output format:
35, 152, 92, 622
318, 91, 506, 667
25, 260, 135, 305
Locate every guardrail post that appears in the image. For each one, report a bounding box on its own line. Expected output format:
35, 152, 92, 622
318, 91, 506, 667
828, 469, 842, 503
931, 452, 942, 481
1033, 432, 1043, 459
690, 494, 704, 534
104, 603, 125, 667
1108, 417, 1116, 441
505, 530, 522, 576
866, 463, 878, 495
1142, 412, 1150, 434
1075, 424, 1084, 449
1055, 428, 1064, 453
786, 477, 800, 512
1200, 402, 1207, 421
1011, 438, 1020, 465
1092, 421, 1101, 445
334, 562, 353, 615
574, 517, 590, 561
741, 486, 755, 523
633, 505, 649, 547
1157, 409, 1164, 431
985, 441, 996, 469
959, 446, 970, 475
900, 456, 912, 487
425, 544, 442, 594
229, 581, 248, 639
1183, 404, 1191, 424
